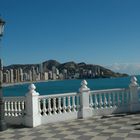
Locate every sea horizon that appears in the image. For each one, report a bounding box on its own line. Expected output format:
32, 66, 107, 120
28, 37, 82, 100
3, 75, 140, 97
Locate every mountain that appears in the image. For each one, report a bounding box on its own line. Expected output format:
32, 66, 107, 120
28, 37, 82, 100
43, 60, 60, 70
3, 60, 128, 78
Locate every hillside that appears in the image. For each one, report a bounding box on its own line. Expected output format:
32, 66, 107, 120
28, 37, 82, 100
4, 60, 128, 79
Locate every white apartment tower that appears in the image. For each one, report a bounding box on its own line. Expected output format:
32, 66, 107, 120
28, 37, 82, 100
9, 69, 14, 83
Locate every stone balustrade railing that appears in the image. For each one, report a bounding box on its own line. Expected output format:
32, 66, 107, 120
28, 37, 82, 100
39, 92, 80, 116
3, 76, 140, 127
3, 96, 25, 125
90, 88, 130, 109
3, 97, 25, 117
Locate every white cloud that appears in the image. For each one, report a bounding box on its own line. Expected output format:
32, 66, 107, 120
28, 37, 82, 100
105, 63, 140, 75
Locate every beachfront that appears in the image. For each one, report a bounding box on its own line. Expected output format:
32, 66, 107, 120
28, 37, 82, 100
2, 80, 54, 87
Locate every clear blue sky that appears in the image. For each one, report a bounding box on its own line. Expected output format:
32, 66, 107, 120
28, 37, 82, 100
0, 0, 140, 74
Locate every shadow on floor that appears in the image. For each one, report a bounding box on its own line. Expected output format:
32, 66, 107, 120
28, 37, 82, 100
7, 124, 26, 129
101, 111, 140, 119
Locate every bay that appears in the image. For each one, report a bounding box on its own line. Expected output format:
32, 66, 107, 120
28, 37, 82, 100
3, 75, 140, 97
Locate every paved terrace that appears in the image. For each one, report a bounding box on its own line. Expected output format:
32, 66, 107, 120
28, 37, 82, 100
1, 113, 140, 140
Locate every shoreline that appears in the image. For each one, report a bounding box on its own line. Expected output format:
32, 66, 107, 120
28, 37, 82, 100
2, 80, 55, 87
2, 75, 132, 88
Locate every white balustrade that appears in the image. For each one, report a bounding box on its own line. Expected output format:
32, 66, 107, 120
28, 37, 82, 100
89, 94, 93, 107
108, 93, 111, 107
3, 77, 140, 128
76, 95, 80, 110
112, 92, 116, 107
104, 93, 107, 108
53, 98, 57, 114
99, 94, 103, 108
90, 88, 130, 110
38, 92, 80, 116
67, 96, 71, 112
63, 96, 66, 113
94, 94, 98, 109
58, 97, 62, 114
3, 97, 25, 117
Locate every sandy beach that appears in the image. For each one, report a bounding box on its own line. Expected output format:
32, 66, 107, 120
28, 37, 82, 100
2, 79, 62, 87
2, 80, 48, 87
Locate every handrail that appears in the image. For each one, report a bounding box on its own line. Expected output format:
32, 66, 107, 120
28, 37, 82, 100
90, 88, 129, 95
39, 92, 78, 99
3, 96, 25, 101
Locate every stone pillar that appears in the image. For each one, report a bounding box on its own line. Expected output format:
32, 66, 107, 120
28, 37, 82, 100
24, 84, 41, 127
79, 80, 92, 118
129, 76, 140, 112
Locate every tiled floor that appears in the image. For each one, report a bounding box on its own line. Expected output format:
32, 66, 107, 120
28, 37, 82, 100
1, 113, 140, 140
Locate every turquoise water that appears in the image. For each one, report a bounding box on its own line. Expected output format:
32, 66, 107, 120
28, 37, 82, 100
3, 75, 140, 97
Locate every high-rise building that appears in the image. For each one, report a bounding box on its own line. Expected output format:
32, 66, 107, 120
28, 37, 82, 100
39, 63, 44, 80
63, 69, 68, 79
9, 69, 14, 83
29, 70, 33, 81
13, 69, 18, 82
52, 73, 57, 80
48, 71, 53, 79
31, 66, 36, 81
44, 72, 48, 80
18, 68, 23, 82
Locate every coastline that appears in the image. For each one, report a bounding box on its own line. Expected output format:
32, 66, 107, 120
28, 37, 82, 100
2, 80, 50, 87
3, 75, 132, 88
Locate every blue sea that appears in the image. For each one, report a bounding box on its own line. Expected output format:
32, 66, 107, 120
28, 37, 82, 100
3, 75, 140, 97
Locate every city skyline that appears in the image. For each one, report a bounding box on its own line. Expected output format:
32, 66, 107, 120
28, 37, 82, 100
3, 60, 128, 85
0, 0, 140, 75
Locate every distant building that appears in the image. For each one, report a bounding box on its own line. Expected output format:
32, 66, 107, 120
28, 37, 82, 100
44, 72, 48, 80
29, 70, 33, 81
59, 73, 64, 80
52, 73, 57, 80
63, 69, 68, 79
48, 71, 53, 79
9, 69, 14, 83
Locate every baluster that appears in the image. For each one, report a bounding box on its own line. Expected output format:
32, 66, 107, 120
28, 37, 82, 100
117, 92, 120, 106
108, 93, 112, 108
94, 94, 98, 109
21, 101, 25, 110
11, 101, 14, 116
38, 99, 42, 116
112, 92, 116, 106
104, 93, 108, 108
63, 97, 66, 113
4, 101, 8, 116
119, 92, 121, 106
72, 96, 76, 112
99, 94, 103, 108
43, 99, 47, 115
21, 101, 25, 116
122, 91, 125, 105
120, 92, 122, 105
7, 101, 11, 116
14, 101, 18, 116
58, 97, 62, 114
126, 91, 129, 104
76, 95, 80, 111
48, 98, 52, 115
67, 96, 71, 112
18, 101, 21, 116
89, 94, 93, 107
53, 98, 57, 114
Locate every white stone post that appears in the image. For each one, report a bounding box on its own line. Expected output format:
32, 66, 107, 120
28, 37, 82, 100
24, 84, 41, 127
129, 76, 140, 112
79, 80, 93, 118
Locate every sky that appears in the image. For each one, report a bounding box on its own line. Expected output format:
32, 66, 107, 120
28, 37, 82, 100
0, 0, 140, 75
